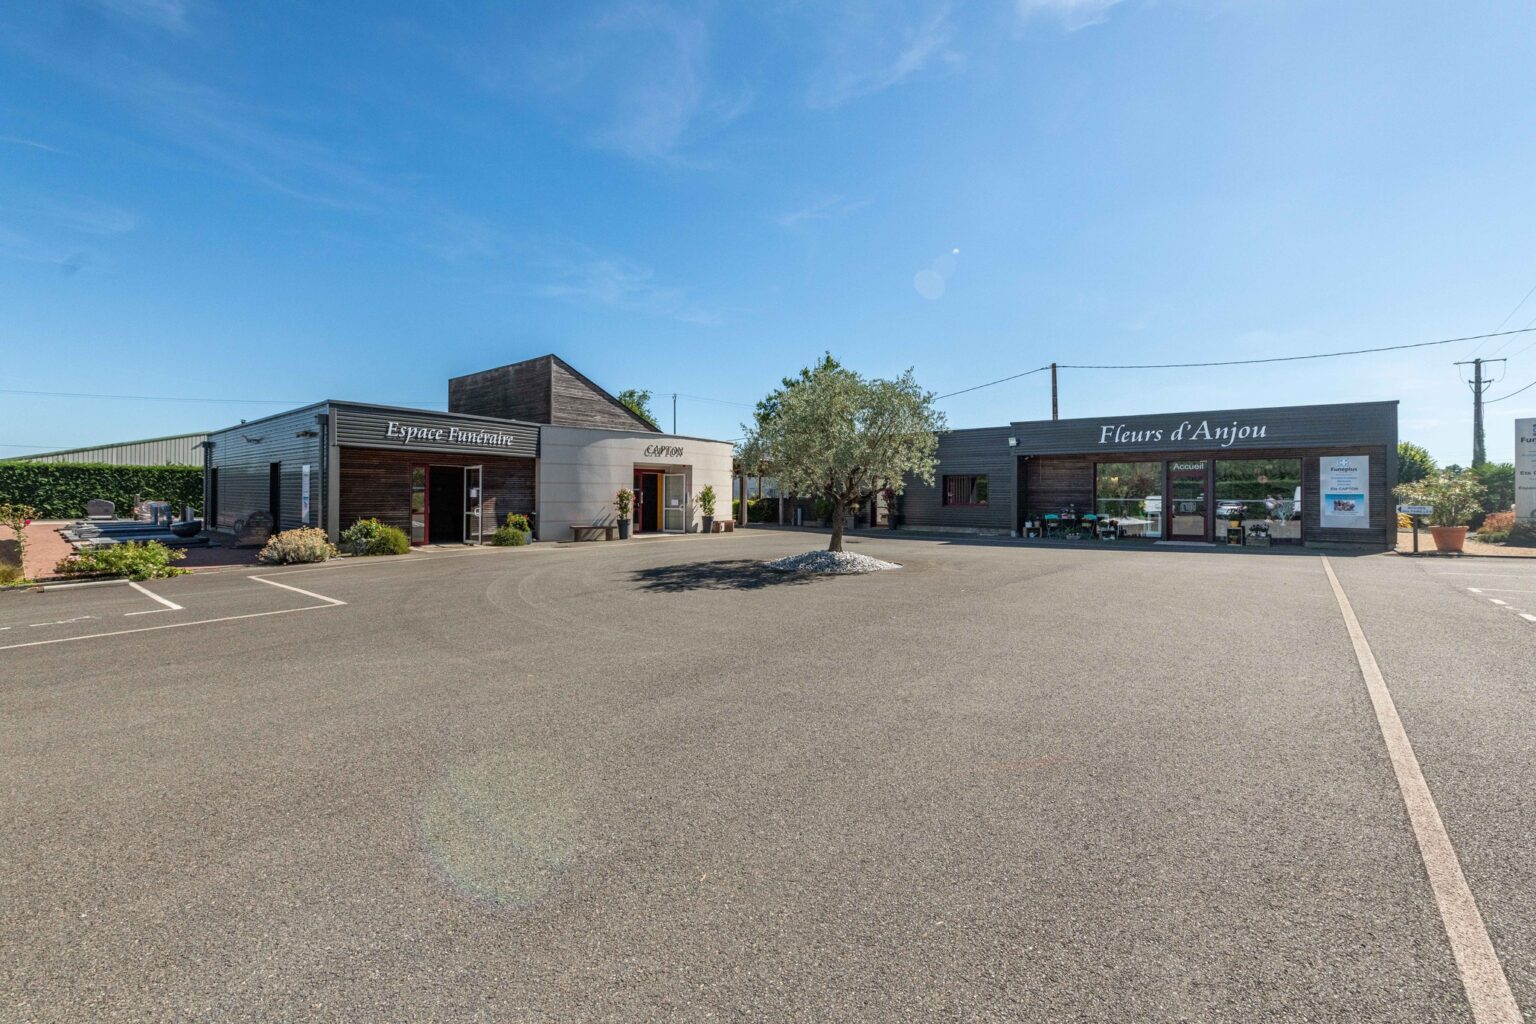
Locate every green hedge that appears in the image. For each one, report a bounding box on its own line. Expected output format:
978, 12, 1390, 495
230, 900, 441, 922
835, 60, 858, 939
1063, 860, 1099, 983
0, 462, 202, 519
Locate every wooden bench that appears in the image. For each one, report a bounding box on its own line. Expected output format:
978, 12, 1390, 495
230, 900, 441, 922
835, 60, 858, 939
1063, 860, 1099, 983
570, 524, 617, 542
710, 520, 735, 533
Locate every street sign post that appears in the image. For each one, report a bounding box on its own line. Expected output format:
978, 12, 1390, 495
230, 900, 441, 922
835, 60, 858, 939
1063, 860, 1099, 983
1398, 504, 1433, 554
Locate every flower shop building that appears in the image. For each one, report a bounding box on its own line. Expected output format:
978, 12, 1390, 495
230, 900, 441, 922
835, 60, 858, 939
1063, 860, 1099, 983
203, 355, 735, 544
897, 400, 1399, 550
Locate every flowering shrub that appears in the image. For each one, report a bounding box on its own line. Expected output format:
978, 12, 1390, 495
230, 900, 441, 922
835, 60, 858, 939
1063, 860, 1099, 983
259, 527, 338, 564
614, 488, 632, 518
1393, 473, 1486, 527
340, 518, 410, 556
56, 541, 186, 581
1477, 510, 1516, 544
490, 512, 532, 547
1396, 512, 1413, 530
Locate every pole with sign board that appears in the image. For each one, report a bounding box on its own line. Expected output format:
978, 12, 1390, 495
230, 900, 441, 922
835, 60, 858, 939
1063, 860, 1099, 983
1398, 504, 1432, 554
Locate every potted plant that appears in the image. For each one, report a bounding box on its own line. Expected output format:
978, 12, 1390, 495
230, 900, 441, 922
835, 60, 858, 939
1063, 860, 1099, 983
1394, 472, 1486, 553
698, 484, 716, 534
614, 488, 633, 540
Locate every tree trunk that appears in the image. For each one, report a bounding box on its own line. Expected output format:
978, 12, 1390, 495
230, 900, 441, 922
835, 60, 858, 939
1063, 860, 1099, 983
828, 498, 846, 552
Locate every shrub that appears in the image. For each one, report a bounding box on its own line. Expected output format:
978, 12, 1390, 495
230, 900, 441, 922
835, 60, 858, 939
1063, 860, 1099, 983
55, 540, 187, 581
1467, 462, 1515, 526
1477, 510, 1516, 543
698, 484, 717, 518
1396, 441, 1436, 485
614, 489, 632, 519
259, 527, 338, 564
1, 502, 36, 579
1, 557, 23, 585
490, 512, 531, 547
340, 518, 410, 556
1508, 521, 1536, 548
1393, 472, 1486, 527
0, 462, 201, 519
1396, 511, 1413, 530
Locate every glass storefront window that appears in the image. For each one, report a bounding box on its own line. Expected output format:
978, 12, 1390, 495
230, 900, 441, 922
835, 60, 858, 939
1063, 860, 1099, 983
1094, 462, 1162, 538
410, 466, 426, 545
1213, 458, 1302, 542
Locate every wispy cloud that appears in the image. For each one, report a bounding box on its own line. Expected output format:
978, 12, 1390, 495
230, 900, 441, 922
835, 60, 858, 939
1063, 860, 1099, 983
1014, 0, 1125, 32
0, 135, 61, 153
10, 194, 141, 236
494, 4, 749, 166
535, 249, 723, 326
806, 4, 963, 109
85, 0, 195, 33
778, 195, 872, 229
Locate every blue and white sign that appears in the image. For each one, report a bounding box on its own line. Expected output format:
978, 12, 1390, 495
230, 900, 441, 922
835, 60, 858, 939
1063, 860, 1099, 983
1320, 455, 1369, 529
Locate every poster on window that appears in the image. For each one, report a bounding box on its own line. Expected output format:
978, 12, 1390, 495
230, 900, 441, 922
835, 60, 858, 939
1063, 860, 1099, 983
1319, 455, 1369, 529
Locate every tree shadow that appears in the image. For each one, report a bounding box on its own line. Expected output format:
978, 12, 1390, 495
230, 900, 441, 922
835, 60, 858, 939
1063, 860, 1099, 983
629, 558, 830, 593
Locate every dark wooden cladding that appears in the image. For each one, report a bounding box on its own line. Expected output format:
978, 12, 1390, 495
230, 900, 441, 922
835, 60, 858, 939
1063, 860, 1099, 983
449, 356, 553, 424
449, 354, 657, 432
900, 427, 1016, 531
206, 404, 327, 533
1022, 456, 1093, 519
549, 359, 656, 431
338, 448, 534, 537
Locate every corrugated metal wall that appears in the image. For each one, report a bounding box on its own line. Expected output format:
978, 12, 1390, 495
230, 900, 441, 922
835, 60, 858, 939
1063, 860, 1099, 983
18, 433, 208, 466
207, 406, 328, 533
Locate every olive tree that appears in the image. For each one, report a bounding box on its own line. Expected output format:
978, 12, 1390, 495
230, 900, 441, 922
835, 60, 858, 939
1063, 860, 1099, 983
744, 358, 944, 552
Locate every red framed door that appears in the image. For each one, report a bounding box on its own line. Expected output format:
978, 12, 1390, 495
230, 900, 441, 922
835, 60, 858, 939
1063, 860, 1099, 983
410, 465, 428, 546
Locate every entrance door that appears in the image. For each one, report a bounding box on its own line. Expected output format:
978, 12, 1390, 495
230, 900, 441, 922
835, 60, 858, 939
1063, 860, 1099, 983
636, 471, 661, 533
464, 465, 483, 545
662, 473, 686, 533
1168, 461, 1209, 541
410, 466, 427, 545
268, 462, 281, 533
428, 465, 464, 543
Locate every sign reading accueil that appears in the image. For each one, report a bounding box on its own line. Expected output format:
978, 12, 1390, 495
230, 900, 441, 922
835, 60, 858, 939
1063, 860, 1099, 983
1319, 455, 1369, 529
1517, 418, 1536, 524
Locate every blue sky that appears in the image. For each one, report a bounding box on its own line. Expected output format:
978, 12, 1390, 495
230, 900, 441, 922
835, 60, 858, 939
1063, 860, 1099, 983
3, 0, 1535, 463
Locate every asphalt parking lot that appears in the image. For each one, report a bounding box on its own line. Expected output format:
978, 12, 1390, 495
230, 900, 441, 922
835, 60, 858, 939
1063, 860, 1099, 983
2, 531, 1532, 1023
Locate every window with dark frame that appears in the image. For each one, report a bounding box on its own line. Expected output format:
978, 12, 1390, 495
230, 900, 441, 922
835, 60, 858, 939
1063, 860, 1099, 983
942, 474, 988, 506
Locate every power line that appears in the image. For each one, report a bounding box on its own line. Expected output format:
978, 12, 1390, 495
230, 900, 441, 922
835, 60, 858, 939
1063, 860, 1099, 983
1471, 279, 1536, 357
1485, 377, 1536, 403
1056, 328, 1536, 371
935, 365, 1051, 400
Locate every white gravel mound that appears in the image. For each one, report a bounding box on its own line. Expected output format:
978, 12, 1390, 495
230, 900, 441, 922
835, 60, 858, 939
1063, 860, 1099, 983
763, 550, 901, 574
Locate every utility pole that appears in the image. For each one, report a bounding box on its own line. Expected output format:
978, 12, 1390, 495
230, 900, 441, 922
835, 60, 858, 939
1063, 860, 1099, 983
1454, 358, 1505, 467
1050, 363, 1059, 421
672, 393, 677, 434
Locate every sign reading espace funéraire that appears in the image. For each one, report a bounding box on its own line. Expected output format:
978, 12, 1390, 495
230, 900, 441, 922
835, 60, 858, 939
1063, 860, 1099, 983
386, 420, 526, 450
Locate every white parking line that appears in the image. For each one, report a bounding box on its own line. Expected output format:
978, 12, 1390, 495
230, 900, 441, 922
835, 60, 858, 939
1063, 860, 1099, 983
124, 580, 184, 616
250, 574, 347, 606
1489, 599, 1508, 606
1522, 614, 1536, 624
1322, 558, 1523, 1024
0, 576, 345, 652
1464, 588, 1536, 595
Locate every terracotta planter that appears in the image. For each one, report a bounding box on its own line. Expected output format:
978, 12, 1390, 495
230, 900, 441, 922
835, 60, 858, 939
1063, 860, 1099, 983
1430, 525, 1468, 553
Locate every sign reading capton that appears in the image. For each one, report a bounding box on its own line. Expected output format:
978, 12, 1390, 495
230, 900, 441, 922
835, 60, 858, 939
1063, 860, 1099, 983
386, 420, 524, 448
643, 444, 685, 459
1098, 419, 1269, 448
